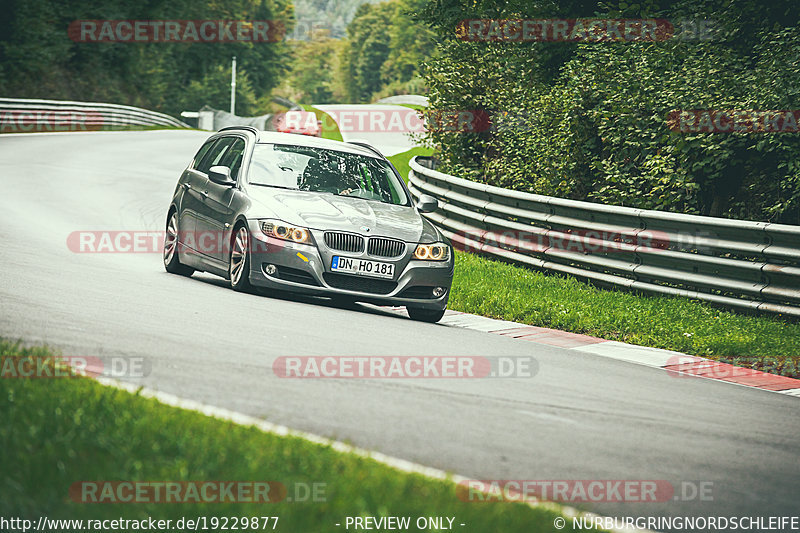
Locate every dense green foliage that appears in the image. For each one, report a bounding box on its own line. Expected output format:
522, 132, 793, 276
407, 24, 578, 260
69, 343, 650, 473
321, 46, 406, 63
417, 0, 800, 222
339, 0, 436, 102
0, 0, 293, 117
282, 0, 436, 104
0, 0, 434, 112
292, 0, 381, 39
275, 29, 348, 104
4, 0, 797, 221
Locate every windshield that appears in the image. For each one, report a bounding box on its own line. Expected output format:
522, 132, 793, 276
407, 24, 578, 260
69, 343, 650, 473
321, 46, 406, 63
248, 143, 409, 206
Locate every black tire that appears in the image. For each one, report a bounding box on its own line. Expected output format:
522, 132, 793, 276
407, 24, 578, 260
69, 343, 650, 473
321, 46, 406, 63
229, 224, 254, 292
407, 307, 446, 323
163, 211, 194, 276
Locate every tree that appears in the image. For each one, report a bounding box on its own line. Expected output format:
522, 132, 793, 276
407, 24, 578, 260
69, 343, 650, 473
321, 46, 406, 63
0, 0, 294, 117
416, 0, 800, 223
282, 29, 346, 104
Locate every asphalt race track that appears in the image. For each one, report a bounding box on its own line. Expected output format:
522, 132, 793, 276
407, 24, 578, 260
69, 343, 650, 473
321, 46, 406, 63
1, 131, 798, 525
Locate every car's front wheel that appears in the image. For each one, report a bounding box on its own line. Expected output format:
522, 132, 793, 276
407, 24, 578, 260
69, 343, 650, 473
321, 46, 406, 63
163, 211, 194, 276
229, 225, 253, 292
407, 307, 445, 323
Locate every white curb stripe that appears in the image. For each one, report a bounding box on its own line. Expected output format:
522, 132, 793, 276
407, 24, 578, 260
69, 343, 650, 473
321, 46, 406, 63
429, 310, 800, 397
95, 377, 651, 533
572, 341, 700, 368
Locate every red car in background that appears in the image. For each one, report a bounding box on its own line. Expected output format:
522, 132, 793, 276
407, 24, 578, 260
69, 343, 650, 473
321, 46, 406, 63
273, 110, 322, 137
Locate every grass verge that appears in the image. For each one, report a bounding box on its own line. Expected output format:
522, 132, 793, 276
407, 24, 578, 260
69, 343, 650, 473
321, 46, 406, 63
303, 105, 343, 141
449, 251, 800, 377
389, 146, 434, 184
0, 340, 588, 532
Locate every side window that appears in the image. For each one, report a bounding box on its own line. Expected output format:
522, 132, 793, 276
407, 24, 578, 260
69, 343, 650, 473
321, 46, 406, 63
191, 139, 216, 169
196, 137, 236, 174
218, 138, 246, 181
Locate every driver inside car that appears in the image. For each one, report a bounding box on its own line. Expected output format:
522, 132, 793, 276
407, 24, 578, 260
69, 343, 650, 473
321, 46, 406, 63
340, 164, 378, 197
301, 157, 358, 195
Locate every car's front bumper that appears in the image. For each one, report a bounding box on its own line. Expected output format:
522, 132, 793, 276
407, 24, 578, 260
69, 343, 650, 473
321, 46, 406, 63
246, 221, 453, 310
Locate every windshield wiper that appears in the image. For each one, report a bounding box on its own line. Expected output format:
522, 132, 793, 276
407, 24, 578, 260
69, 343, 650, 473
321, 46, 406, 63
250, 183, 299, 191
333, 192, 389, 204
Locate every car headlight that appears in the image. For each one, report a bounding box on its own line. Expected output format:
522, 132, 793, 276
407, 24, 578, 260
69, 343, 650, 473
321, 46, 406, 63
260, 219, 313, 245
412, 242, 450, 261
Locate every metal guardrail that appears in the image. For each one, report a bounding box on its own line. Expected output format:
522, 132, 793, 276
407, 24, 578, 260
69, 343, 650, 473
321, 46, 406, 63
408, 156, 800, 317
0, 97, 189, 132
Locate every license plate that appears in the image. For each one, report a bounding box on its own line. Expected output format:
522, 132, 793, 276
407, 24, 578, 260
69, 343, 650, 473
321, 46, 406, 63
331, 256, 395, 279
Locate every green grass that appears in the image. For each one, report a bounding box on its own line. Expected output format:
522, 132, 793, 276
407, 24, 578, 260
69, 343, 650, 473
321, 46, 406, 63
380, 103, 427, 112
448, 251, 800, 377
0, 340, 589, 532
389, 146, 434, 183
302, 105, 343, 141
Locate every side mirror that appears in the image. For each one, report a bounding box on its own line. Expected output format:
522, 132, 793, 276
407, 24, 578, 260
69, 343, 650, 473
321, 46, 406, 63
416, 194, 438, 213
208, 165, 235, 186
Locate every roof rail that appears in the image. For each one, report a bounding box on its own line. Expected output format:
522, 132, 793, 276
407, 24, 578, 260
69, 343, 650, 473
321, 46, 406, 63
346, 140, 385, 159
218, 125, 260, 135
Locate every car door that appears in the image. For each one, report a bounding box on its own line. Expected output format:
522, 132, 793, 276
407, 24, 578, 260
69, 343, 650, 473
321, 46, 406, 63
200, 137, 247, 262
187, 136, 236, 260
177, 138, 216, 250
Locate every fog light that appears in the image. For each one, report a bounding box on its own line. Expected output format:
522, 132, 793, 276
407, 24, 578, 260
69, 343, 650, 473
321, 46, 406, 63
265, 264, 278, 276
432, 286, 446, 298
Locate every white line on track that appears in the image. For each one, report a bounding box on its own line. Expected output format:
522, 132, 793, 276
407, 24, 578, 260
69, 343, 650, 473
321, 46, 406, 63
96, 376, 652, 533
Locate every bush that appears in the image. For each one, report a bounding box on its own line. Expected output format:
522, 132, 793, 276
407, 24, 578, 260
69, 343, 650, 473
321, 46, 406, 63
418, 0, 800, 223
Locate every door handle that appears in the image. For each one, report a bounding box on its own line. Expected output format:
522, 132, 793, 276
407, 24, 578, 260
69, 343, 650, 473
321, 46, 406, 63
201, 191, 209, 198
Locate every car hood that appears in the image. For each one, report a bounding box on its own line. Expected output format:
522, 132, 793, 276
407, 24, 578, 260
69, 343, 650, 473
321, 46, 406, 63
246, 187, 439, 242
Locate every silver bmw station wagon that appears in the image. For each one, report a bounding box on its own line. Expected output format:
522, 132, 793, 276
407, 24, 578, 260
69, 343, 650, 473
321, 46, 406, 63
163, 127, 453, 322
